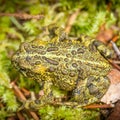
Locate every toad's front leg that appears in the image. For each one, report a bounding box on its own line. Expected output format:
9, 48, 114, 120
20, 81, 67, 110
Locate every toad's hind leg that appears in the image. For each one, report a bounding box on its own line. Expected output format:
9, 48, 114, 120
71, 76, 110, 106
77, 35, 114, 58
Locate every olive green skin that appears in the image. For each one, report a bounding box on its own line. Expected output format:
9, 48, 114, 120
12, 26, 112, 107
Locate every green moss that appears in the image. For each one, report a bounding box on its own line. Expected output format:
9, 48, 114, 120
39, 105, 100, 120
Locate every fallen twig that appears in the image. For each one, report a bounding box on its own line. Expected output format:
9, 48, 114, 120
21, 88, 30, 97
112, 60, 120, 64
11, 82, 39, 120
0, 13, 44, 20
111, 41, 120, 59
11, 82, 26, 101
17, 112, 26, 120
84, 104, 113, 109
65, 9, 80, 33
109, 60, 120, 71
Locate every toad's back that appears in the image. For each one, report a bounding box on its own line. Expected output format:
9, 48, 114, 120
12, 39, 111, 85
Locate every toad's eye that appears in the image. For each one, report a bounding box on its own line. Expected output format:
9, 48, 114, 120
20, 67, 26, 71
19, 67, 27, 73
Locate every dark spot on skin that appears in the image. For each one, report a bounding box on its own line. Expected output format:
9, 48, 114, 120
69, 72, 75, 77
93, 40, 101, 47
47, 47, 58, 52
73, 86, 84, 96
61, 70, 68, 75
32, 45, 44, 49
26, 56, 31, 61
76, 36, 82, 42
78, 68, 84, 78
66, 54, 71, 57
48, 67, 55, 72
42, 56, 59, 65
88, 83, 99, 95
35, 61, 41, 65
89, 44, 97, 52
21, 43, 32, 53
64, 58, 69, 62
22, 43, 29, 49
86, 76, 95, 86
41, 56, 45, 60
30, 62, 36, 66
72, 63, 78, 68
77, 47, 85, 54
38, 51, 46, 55
73, 89, 81, 95
58, 57, 63, 61
26, 71, 33, 77
38, 46, 44, 49
23, 46, 33, 54
34, 55, 41, 59
31, 45, 36, 48
24, 47, 31, 53
56, 52, 61, 56
71, 50, 77, 55
65, 63, 69, 68
96, 92, 104, 99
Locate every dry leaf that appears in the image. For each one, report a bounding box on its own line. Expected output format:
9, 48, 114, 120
108, 69, 120, 84
101, 69, 120, 104
96, 28, 113, 43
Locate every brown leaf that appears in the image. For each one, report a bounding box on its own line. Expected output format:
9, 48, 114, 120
65, 9, 80, 33
101, 69, 120, 104
96, 27, 114, 43
108, 69, 120, 84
